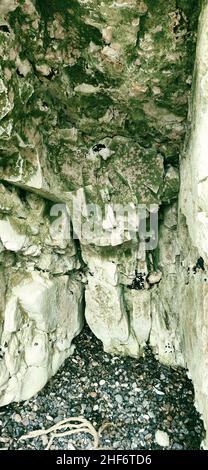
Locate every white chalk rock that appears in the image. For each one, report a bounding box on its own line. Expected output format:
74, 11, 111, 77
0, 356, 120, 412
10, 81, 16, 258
0, 271, 84, 405
155, 430, 170, 448
0, 219, 26, 252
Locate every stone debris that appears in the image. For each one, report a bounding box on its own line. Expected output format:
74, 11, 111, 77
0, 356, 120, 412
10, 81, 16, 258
0, 328, 204, 450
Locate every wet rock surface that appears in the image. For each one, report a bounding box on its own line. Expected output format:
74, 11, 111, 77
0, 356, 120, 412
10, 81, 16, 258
0, 327, 204, 450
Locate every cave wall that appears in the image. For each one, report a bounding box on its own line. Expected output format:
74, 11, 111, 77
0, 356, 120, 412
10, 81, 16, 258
179, 0, 208, 448
1, 0, 207, 446
151, 0, 208, 448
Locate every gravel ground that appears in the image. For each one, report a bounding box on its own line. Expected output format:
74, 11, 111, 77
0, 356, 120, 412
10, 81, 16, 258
0, 327, 205, 450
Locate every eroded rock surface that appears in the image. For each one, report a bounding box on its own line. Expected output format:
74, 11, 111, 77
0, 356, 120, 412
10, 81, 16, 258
150, 1, 208, 448
1, 0, 208, 448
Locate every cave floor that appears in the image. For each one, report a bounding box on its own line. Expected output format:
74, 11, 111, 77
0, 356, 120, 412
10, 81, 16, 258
0, 327, 205, 450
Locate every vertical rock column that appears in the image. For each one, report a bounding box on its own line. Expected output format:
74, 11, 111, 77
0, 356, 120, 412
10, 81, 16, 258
0, 188, 84, 405
179, 0, 208, 449
150, 2, 208, 445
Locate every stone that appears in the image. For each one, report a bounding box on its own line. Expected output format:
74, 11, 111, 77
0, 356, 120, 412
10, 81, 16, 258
41, 435, 49, 447
13, 413, 22, 424
155, 430, 170, 448
0, 219, 27, 252
35, 64, 51, 77
147, 271, 162, 285
0, 0, 18, 16
172, 443, 183, 450
22, 417, 29, 426
115, 394, 123, 404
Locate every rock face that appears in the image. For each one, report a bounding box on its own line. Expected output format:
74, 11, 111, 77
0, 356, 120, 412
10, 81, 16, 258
0, 181, 84, 404
0, 0, 208, 448
150, 1, 208, 448
178, 1, 208, 448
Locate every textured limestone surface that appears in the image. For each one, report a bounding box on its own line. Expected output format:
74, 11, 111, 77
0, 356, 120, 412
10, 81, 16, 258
0, 0, 196, 206
179, 1, 208, 448
1, 0, 208, 448
151, 1, 208, 448
0, 270, 84, 406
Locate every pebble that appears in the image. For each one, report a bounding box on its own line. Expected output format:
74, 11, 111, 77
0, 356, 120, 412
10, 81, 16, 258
0, 437, 10, 443
46, 415, 53, 421
41, 435, 49, 447
22, 417, 29, 426
115, 394, 123, 404
154, 388, 165, 396
68, 443, 76, 450
54, 416, 63, 424
172, 442, 184, 450
155, 430, 170, 447
13, 414, 22, 424
0, 327, 204, 451
144, 414, 150, 421
113, 441, 120, 449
